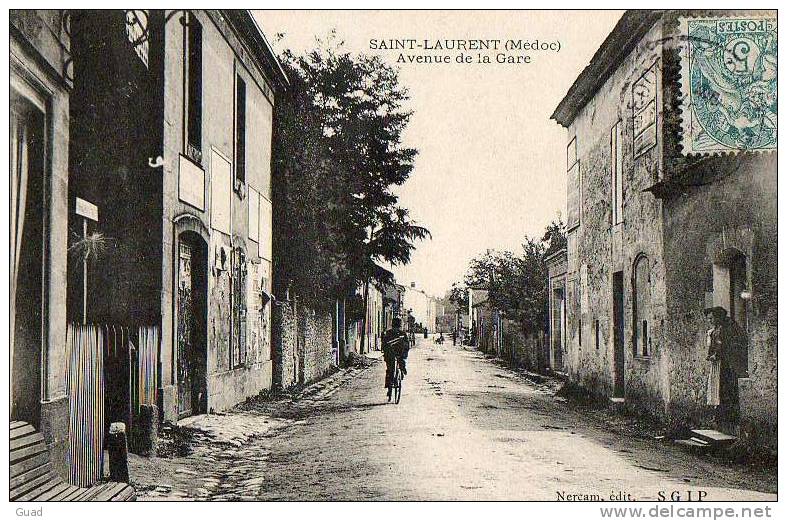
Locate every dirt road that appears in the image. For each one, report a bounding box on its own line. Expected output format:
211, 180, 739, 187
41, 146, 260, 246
131, 338, 776, 501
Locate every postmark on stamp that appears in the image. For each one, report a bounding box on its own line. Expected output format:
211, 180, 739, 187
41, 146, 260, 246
679, 15, 777, 155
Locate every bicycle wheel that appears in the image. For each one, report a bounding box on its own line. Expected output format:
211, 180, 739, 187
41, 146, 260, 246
394, 366, 403, 404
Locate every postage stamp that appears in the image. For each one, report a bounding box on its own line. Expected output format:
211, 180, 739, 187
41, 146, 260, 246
679, 16, 777, 155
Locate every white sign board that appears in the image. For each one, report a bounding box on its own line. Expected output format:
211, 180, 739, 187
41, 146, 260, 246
248, 187, 260, 244
210, 149, 232, 234
75, 197, 99, 222
179, 154, 205, 210
258, 196, 272, 261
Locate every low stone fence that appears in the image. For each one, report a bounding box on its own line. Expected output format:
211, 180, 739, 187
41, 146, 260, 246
478, 318, 549, 373
272, 299, 335, 389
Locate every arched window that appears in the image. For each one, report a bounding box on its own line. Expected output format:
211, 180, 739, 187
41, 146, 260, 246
632, 254, 651, 357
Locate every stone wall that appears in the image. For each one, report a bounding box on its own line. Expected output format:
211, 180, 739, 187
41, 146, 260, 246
300, 308, 335, 384
478, 314, 550, 374
273, 299, 336, 390
564, 19, 668, 417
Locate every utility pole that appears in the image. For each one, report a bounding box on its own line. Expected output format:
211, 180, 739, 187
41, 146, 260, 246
75, 197, 99, 324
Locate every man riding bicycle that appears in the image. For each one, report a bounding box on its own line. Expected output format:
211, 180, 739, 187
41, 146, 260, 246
383, 317, 410, 401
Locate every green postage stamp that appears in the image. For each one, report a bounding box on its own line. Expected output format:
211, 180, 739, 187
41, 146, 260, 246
679, 16, 777, 154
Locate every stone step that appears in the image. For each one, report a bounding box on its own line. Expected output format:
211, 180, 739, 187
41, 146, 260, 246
675, 438, 709, 449
608, 397, 625, 412
690, 429, 737, 445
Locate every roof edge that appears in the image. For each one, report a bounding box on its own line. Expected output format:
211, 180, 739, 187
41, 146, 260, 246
224, 10, 290, 91
551, 10, 662, 127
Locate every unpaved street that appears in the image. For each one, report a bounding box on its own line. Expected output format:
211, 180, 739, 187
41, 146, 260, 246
131, 338, 776, 501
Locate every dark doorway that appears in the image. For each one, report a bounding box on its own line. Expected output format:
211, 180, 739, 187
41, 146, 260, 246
612, 271, 625, 398
176, 232, 208, 418
11, 88, 47, 428
727, 251, 749, 333
551, 287, 565, 371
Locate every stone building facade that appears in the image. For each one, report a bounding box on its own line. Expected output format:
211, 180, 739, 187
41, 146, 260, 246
552, 10, 776, 450
10, 9, 73, 477
67, 10, 288, 423
158, 10, 286, 420
404, 282, 438, 333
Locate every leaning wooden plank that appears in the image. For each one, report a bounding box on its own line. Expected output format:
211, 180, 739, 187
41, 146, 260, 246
60, 486, 88, 502
10, 424, 36, 439
112, 486, 136, 502
72, 484, 110, 502
48, 485, 83, 502
93, 482, 128, 501
11, 421, 26, 430
10, 452, 50, 478
9, 461, 55, 490
10, 470, 59, 500
34, 483, 72, 501
15, 479, 61, 501
113, 484, 136, 501
10, 443, 49, 463
10, 432, 45, 451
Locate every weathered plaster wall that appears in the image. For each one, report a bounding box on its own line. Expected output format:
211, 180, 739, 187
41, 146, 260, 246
10, 9, 72, 479
653, 11, 777, 449
161, 10, 275, 420
661, 154, 777, 442
564, 20, 669, 418
563, 11, 777, 451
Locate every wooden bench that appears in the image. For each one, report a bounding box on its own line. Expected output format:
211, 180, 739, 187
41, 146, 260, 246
10, 421, 135, 501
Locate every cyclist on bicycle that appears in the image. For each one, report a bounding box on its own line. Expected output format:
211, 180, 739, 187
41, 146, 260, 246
383, 317, 410, 401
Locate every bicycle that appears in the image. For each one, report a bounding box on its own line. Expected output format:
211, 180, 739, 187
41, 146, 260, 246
390, 357, 404, 404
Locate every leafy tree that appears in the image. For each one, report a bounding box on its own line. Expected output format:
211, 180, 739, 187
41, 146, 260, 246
272, 34, 430, 337
542, 217, 567, 258
455, 217, 564, 336
447, 282, 469, 310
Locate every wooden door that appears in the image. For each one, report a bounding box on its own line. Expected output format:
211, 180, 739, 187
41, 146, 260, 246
177, 242, 194, 417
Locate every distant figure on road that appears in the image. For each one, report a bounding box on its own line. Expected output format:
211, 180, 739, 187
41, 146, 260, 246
452, 329, 457, 346
383, 317, 410, 401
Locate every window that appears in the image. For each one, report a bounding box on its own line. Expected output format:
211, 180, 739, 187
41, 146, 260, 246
595, 319, 601, 350
632, 254, 651, 357
567, 136, 581, 230
567, 136, 577, 170
184, 13, 202, 164
235, 75, 247, 187
611, 121, 623, 224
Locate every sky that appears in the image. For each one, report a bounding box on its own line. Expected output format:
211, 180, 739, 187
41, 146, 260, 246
255, 10, 623, 298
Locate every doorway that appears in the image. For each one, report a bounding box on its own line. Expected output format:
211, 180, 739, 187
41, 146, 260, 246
612, 271, 625, 398
176, 232, 208, 418
11, 87, 47, 428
